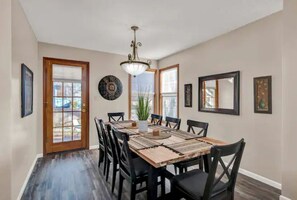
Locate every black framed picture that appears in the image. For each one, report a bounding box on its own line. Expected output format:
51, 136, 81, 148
184, 84, 192, 107
21, 63, 33, 117
254, 76, 272, 114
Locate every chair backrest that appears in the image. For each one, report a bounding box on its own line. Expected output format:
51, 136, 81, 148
94, 117, 105, 148
203, 139, 245, 199
100, 121, 117, 162
165, 116, 181, 130
187, 119, 209, 137
151, 114, 163, 125
108, 112, 125, 122
111, 127, 136, 180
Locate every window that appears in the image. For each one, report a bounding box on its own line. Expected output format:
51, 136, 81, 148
129, 70, 156, 120
160, 65, 179, 118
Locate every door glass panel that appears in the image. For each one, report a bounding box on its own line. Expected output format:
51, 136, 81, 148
64, 82, 72, 96
63, 112, 73, 126
52, 64, 82, 143
53, 82, 62, 96
73, 126, 81, 141
63, 127, 72, 142
73, 98, 81, 111
53, 112, 63, 127
73, 83, 81, 97
63, 98, 72, 111
53, 128, 63, 143
53, 97, 63, 112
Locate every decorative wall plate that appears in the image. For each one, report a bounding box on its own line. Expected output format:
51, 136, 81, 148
98, 75, 123, 100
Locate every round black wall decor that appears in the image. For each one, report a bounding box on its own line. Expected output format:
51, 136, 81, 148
98, 75, 123, 100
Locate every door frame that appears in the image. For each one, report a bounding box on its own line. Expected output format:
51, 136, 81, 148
43, 57, 90, 154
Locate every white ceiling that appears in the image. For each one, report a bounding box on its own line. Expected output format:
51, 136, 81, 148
20, 0, 283, 60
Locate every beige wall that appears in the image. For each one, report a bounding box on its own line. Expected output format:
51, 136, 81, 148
159, 12, 282, 183
0, 0, 12, 199
282, 0, 297, 199
38, 43, 157, 153
11, 0, 39, 199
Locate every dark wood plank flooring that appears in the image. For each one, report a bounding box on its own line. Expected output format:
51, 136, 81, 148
22, 149, 280, 200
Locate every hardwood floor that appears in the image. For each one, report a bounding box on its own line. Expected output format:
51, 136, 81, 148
22, 149, 280, 200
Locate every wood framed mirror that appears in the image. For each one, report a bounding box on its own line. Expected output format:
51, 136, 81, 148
198, 71, 240, 115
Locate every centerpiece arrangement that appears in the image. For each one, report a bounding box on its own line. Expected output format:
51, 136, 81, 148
136, 93, 150, 132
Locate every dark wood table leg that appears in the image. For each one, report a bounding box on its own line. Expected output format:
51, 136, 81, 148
203, 154, 211, 173
148, 165, 160, 200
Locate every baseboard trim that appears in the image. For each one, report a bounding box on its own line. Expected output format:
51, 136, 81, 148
238, 168, 281, 190
222, 162, 281, 190
279, 195, 291, 200
17, 153, 43, 200
89, 145, 99, 150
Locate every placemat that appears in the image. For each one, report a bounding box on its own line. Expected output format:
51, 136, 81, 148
138, 145, 181, 164
142, 132, 171, 140
167, 139, 212, 155
129, 136, 160, 150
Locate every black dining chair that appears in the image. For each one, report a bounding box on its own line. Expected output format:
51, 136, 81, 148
174, 120, 209, 174
170, 139, 245, 200
165, 116, 181, 130
111, 127, 165, 200
108, 112, 125, 122
151, 114, 163, 125
99, 121, 119, 193
94, 117, 107, 174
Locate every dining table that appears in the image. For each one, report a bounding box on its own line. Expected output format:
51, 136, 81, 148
109, 120, 226, 200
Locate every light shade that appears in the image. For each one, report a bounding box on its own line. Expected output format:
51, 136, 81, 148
121, 61, 149, 76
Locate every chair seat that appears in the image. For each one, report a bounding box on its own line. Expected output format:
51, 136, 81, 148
172, 169, 227, 200
133, 157, 150, 177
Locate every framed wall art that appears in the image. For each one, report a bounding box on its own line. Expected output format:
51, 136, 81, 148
184, 84, 192, 107
254, 76, 272, 114
21, 63, 34, 117
98, 75, 123, 100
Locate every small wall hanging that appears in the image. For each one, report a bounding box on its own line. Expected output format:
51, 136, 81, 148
254, 76, 272, 114
184, 84, 192, 107
21, 63, 34, 117
98, 75, 122, 100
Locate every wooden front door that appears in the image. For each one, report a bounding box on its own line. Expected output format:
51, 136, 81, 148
43, 57, 89, 154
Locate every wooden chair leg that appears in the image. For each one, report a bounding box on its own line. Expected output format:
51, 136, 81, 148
98, 149, 104, 167
103, 153, 107, 175
111, 163, 117, 193
106, 160, 110, 182
174, 166, 178, 175
118, 174, 124, 200
130, 183, 136, 200
198, 157, 204, 171
161, 175, 166, 197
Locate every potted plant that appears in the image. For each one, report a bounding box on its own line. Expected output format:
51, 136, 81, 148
136, 93, 150, 132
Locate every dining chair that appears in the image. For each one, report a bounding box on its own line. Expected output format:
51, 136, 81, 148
165, 116, 181, 130
99, 122, 119, 193
108, 112, 125, 122
111, 127, 166, 200
94, 117, 107, 174
170, 139, 245, 200
174, 120, 209, 174
151, 114, 163, 125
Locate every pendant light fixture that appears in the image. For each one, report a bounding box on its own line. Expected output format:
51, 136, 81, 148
120, 26, 150, 76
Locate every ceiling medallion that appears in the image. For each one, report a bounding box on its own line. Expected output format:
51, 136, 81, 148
120, 26, 151, 76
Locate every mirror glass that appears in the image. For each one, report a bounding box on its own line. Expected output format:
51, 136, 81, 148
199, 71, 240, 115
202, 78, 234, 109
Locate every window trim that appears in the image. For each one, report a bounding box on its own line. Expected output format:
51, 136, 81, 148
159, 64, 179, 118
128, 69, 158, 119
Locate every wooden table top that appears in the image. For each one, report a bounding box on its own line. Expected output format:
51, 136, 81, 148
109, 120, 226, 168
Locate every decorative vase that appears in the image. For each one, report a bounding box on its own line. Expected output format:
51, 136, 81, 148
138, 120, 148, 132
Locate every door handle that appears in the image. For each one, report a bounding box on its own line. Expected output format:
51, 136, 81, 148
82, 109, 87, 113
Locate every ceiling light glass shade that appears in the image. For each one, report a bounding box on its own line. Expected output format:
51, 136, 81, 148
120, 61, 149, 76
120, 26, 150, 76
